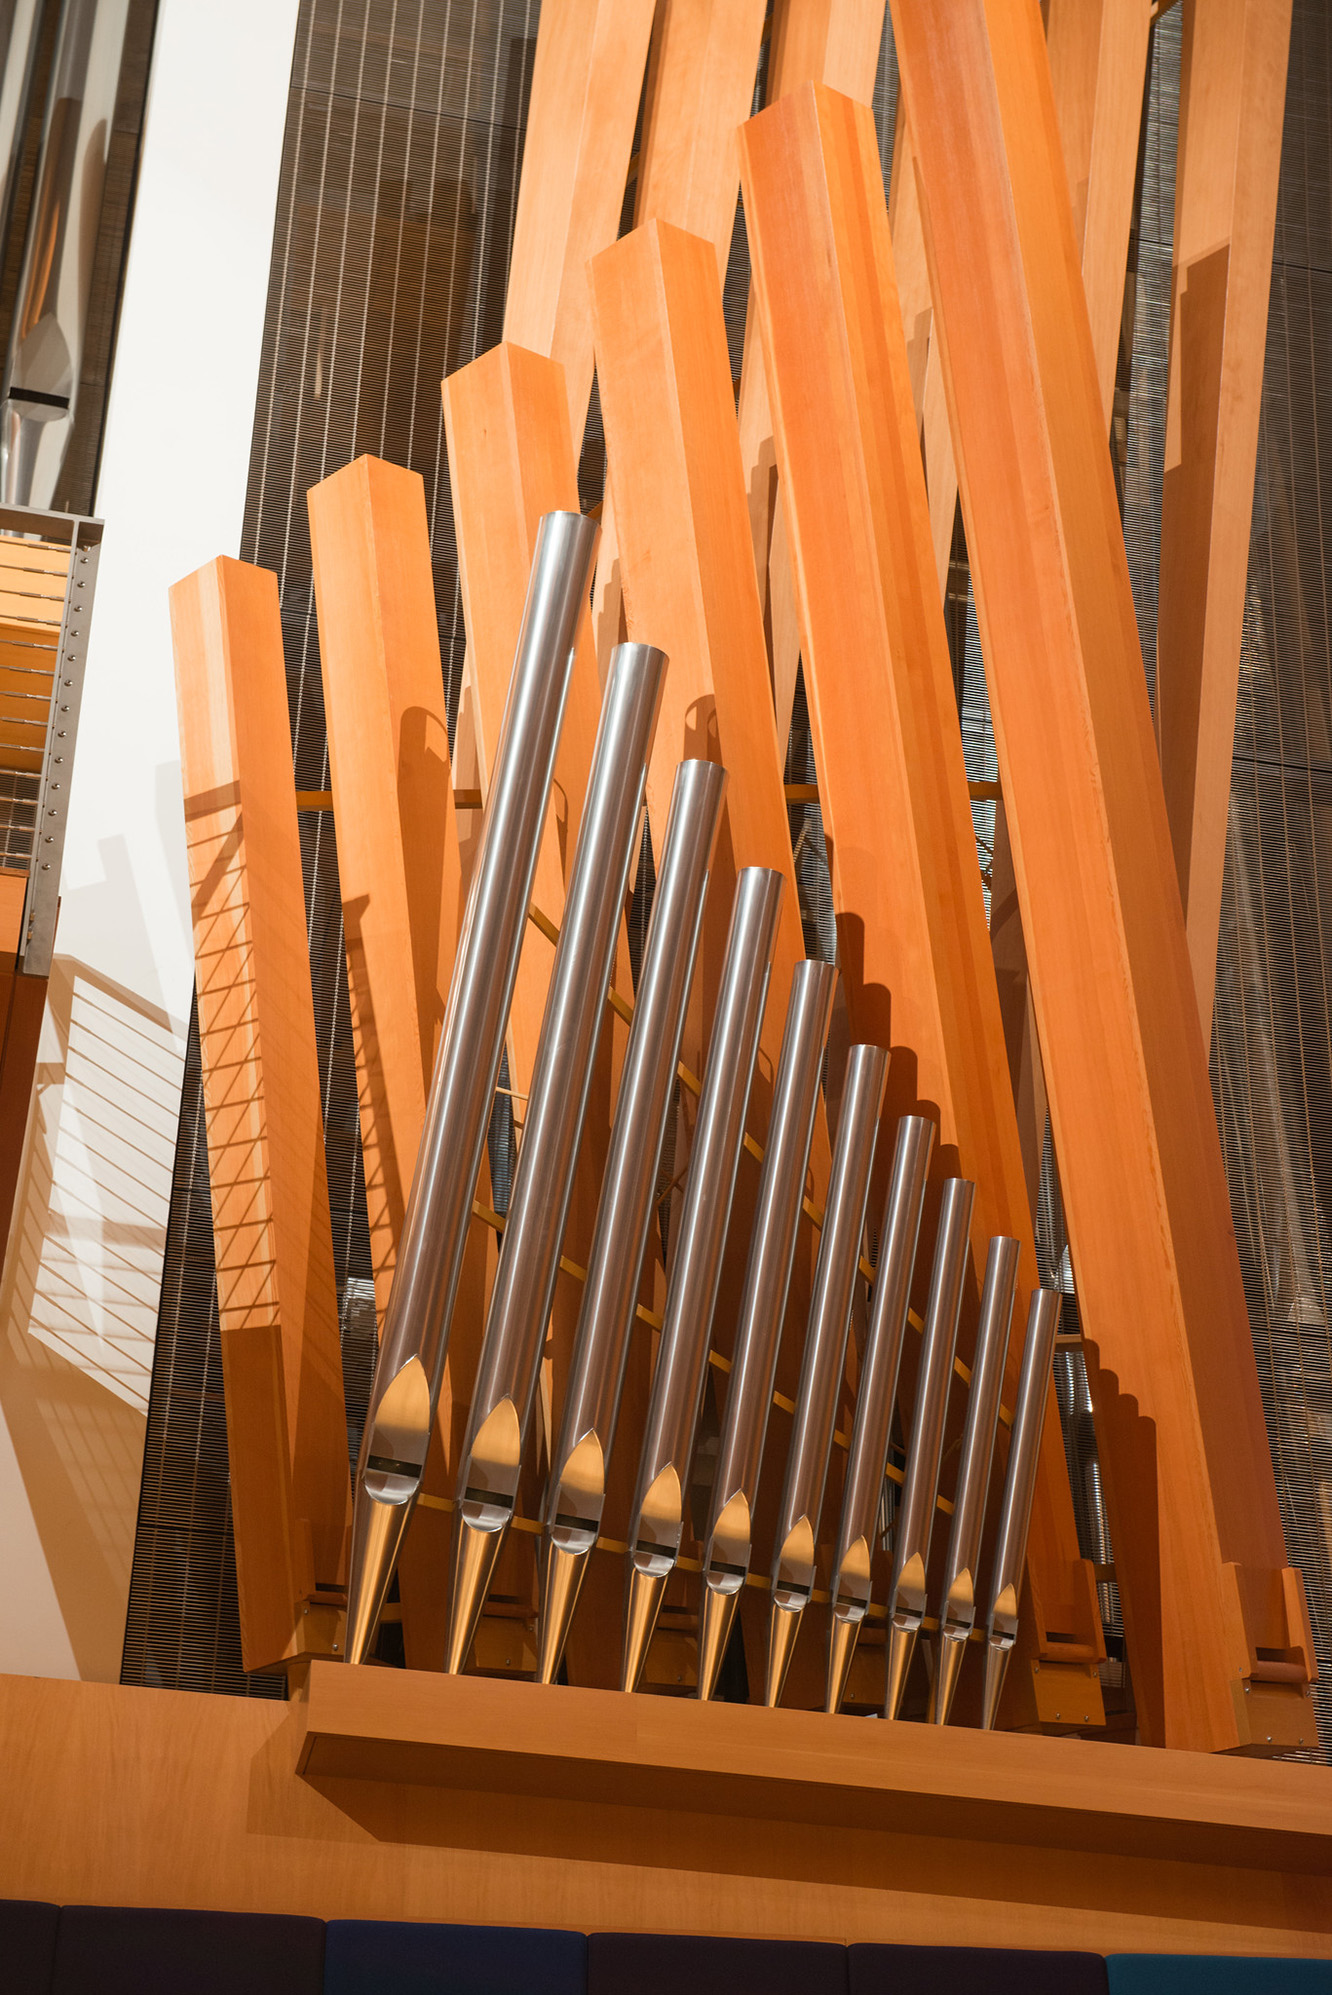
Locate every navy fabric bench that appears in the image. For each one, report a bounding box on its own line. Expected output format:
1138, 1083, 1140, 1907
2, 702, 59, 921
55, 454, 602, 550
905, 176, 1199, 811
324, 1918, 586, 1994
1107, 1959, 1332, 1992
0, 1898, 59, 1995
50, 1906, 325, 1995
850, 1941, 1110, 1992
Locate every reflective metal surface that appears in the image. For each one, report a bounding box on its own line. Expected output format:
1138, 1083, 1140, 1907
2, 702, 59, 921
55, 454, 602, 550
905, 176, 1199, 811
764, 1042, 888, 1708
0, 2, 45, 257
345, 509, 599, 1667
621, 866, 784, 1693
883, 1176, 975, 1721
825, 1114, 935, 1714
930, 1234, 1019, 1725
982, 1286, 1063, 1729
1, 0, 132, 507
697, 959, 837, 1700
443, 640, 667, 1673
537, 758, 727, 1686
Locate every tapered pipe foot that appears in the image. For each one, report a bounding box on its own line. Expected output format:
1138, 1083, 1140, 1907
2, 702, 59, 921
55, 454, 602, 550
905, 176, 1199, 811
536, 1538, 591, 1685
444, 1512, 509, 1675
764, 1598, 804, 1708
982, 1640, 1011, 1730
929, 1632, 967, 1725
697, 1583, 740, 1702
884, 1622, 918, 1721
825, 1610, 862, 1714
622, 1562, 668, 1692
345, 1490, 415, 1666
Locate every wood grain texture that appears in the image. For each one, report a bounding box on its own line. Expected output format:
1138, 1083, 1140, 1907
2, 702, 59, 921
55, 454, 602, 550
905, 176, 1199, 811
739, 83, 1099, 1671
502, 0, 656, 455
307, 456, 498, 1667
1155, 0, 1292, 1026
171, 559, 348, 1673
888, 0, 1306, 1751
2, 1672, 1330, 1953
0, 869, 44, 1254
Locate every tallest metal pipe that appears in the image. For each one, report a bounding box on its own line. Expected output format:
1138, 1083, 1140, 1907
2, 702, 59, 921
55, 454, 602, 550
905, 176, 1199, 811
344, 509, 599, 1667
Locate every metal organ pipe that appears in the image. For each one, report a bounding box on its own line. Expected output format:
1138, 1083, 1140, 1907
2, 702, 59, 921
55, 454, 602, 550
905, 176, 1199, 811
982, 1285, 1063, 1730
344, 509, 599, 1668
443, 639, 668, 1675
536, 757, 727, 1688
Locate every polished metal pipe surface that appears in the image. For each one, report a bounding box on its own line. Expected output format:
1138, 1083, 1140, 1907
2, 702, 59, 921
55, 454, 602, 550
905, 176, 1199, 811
883, 1176, 975, 1720
345, 509, 599, 1666
621, 866, 784, 1693
930, 1234, 1019, 1725
825, 1113, 935, 1714
536, 758, 727, 1687
764, 1041, 888, 1708
444, 639, 667, 1673
696, 958, 837, 1701
981, 1285, 1062, 1729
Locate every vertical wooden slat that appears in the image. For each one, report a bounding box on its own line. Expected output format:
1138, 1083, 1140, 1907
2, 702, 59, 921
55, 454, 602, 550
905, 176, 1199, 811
1155, 0, 1292, 1027
171, 558, 348, 1675
888, 0, 1310, 1750
740, 84, 1102, 1692
308, 455, 497, 1668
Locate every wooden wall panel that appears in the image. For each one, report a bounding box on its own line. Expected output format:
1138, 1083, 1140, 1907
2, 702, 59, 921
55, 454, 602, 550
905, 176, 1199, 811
307, 456, 497, 1667
0, 869, 45, 1254
887, 0, 1309, 1750
1155, 0, 1292, 1027
739, 83, 1100, 1674
171, 559, 348, 1674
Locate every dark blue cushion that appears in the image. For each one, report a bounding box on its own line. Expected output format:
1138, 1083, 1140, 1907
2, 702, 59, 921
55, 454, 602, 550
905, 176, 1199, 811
1108, 1958, 1332, 1992
52, 1906, 324, 1995
851, 1942, 1109, 1993
323, 1920, 586, 1994
0, 1900, 59, 1994
589, 1932, 847, 1994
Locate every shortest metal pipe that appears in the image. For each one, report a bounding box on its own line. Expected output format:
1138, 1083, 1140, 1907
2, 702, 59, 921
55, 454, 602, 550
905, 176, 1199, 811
764, 1042, 888, 1708
883, 1177, 974, 1721
696, 959, 837, 1701
981, 1286, 1063, 1730
929, 1235, 1019, 1726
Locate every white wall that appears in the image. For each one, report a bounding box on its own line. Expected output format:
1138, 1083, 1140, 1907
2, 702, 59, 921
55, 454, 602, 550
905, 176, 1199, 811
0, 0, 300, 1681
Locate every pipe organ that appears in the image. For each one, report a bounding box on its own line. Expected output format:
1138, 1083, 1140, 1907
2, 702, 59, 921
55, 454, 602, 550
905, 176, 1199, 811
168, 0, 1317, 1816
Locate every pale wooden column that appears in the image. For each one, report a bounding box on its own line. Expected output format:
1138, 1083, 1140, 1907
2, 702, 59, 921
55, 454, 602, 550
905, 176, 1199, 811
308, 455, 498, 1669
171, 558, 348, 1676
1155, 0, 1292, 1028
889, 0, 1311, 1751
740, 85, 1103, 1700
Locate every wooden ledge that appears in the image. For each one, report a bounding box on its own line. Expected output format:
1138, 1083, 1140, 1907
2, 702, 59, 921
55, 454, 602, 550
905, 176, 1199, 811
296, 1662, 1332, 1874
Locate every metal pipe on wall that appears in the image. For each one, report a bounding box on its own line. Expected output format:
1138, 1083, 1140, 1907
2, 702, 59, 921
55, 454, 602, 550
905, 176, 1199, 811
443, 639, 667, 1674
930, 1234, 1019, 1725
0, 2, 47, 260
982, 1286, 1063, 1729
825, 1113, 935, 1714
621, 865, 784, 1694
0, 0, 132, 508
764, 1042, 889, 1709
344, 509, 599, 1668
883, 1176, 975, 1721
696, 958, 838, 1702
536, 758, 727, 1688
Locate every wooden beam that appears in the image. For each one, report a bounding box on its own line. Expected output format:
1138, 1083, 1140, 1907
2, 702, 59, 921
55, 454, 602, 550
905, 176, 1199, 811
739, 83, 1101, 1684
1155, 0, 1292, 1028
307, 455, 497, 1669
171, 558, 348, 1675
501, 0, 656, 455
888, 0, 1309, 1750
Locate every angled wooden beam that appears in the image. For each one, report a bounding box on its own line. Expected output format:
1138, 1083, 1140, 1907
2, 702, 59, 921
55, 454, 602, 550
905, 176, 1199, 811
171, 558, 348, 1676
501, 0, 656, 455
740, 84, 1102, 1696
1155, 0, 1292, 1028
308, 455, 497, 1669
888, 0, 1311, 1751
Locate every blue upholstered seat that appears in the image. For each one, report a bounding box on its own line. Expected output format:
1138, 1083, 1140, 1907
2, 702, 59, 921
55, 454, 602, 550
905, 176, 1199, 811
588, 1931, 848, 1994
1107, 1958, 1332, 1991
0, 1899, 59, 1995
51, 1906, 324, 1994
850, 1941, 1110, 1993
323, 1919, 586, 1994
